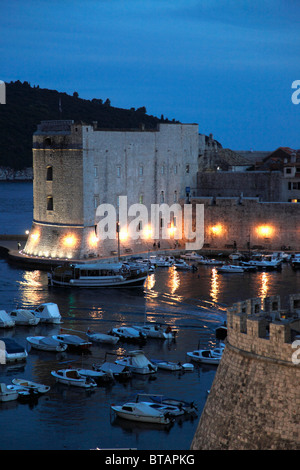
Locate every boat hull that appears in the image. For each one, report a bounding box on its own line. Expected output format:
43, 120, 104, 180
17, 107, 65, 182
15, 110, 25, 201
111, 406, 171, 424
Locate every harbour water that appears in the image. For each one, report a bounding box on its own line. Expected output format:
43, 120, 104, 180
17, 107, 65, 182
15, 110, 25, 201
0, 182, 299, 450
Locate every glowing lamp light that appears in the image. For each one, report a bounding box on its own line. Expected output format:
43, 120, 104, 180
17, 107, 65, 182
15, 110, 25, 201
210, 224, 223, 236
30, 232, 40, 242
89, 234, 99, 246
169, 225, 177, 236
257, 225, 273, 238
143, 225, 153, 239
63, 234, 77, 247
119, 229, 128, 241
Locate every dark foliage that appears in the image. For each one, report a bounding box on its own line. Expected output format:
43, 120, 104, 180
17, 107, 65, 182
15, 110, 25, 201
0, 81, 177, 169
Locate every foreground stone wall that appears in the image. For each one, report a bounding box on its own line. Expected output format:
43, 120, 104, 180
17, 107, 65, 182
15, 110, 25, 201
191, 295, 300, 450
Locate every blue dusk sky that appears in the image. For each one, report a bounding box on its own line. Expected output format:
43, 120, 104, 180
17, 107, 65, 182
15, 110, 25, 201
1, 0, 299, 150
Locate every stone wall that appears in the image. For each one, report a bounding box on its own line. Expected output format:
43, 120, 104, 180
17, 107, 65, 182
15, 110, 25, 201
191, 294, 300, 450
188, 197, 300, 251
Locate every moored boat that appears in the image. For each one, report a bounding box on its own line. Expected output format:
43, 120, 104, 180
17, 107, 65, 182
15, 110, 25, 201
0, 338, 28, 363
86, 329, 119, 344
48, 262, 148, 288
31, 303, 62, 324
0, 382, 19, 402
110, 401, 173, 425
109, 326, 147, 342
52, 333, 92, 351
26, 336, 68, 352
12, 378, 50, 394
115, 350, 157, 374
8, 309, 40, 326
150, 359, 184, 371
51, 368, 97, 388
132, 323, 175, 340
174, 260, 197, 271
135, 394, 197, 415
217, 264, 244, 273
186, 347, 224, 365
93, 362, 132, 381
0, 310, 15, 328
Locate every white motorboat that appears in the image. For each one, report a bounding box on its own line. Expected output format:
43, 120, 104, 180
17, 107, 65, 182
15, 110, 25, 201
8, 309, 40, 326
93, 362, 132, 381
48, 262, 148, 288
52, 333, 92, 351
111, 402, 173, 425
51, 369, 97, 388
229, 252, 243, 261
86, 329, 119, 344
0, 382, 19, 402
217, 264, 244, 273
0, 338, 28, 363
109, 326, 147, 342
12, 378, 50, 394
180, 251, 204, 261
31, 303, 62, 324
0, 310, 15, 328
247, 254, 282, 270
76, 368, 113, 384
198, 258, 223, 265
115, 350, 157, 374
136, 394, 197, 415
186, 347, 224, 365
150, 359, 188, 371
26, 336, 68, 352
174, 259, 197, 271
149, 256, 173, 267
132, 323, 175, 340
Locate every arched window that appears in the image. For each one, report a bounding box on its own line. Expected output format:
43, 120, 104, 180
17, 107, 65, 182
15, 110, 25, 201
46, 166, 53, 181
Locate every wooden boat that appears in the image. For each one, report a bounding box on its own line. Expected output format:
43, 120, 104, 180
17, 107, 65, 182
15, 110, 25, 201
8, 309, 40, 326
0, 382, 19, 402
86, 329, 119, 344
52, 334, 92, 351
31, 303, 62, 324
12, 378, 50, 394
48, 262, 148, 288
0, 338, 28, 363
51, 369, 97, 388
110, 402, 173, 425
0, 310, 15, 328
115, 350, 157, 375
26, 336, 68, 352
186, 347, 224, 365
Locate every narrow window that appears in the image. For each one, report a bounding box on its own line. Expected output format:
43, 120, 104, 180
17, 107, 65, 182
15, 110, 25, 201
139, 194, 144, 204
174, 190, 177, 202
139, 165, 143, 176
94, 166, 98, 178
186, 164, 190, 173
47, 196, 53, 211
160, 191, 165, 203
117, 166, 121, 177
46, 166, 53, 181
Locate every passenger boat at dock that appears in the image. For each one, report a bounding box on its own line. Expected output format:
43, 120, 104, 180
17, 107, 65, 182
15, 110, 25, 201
47, 262, 148, 288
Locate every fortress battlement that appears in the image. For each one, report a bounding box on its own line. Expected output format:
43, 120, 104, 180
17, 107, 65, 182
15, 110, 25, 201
227, 294, 300, 364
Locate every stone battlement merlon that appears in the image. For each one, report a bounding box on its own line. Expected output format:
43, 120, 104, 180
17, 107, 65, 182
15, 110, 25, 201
226, 294, 300, 363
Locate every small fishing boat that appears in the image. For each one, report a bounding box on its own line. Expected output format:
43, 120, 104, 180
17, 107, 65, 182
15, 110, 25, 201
26, 336, 68, 352
0, 338, 28, 363
149, 256, 174, 267
150, 359, 184, 371
198, 258, 223, 265
109, 326, 147, 342
93, 362, 132, 381
76, 368, 113, 384
52, 334, 92, 351
12, 378, 50, 394
136, 394, 198, 415
186, 347, 224, 365
115, 350, 157, 375
132, 323, 175, 340
217, 264, 244, 273
110, 402, 173, 425
174, 260, 197, 271
86, 329, 119, 344
180, 252, 204, 261
8, 309, 40, 326
0, 310, 15, 328
31, 303, 62, 324
0, 382, 19, 402
7, 384, 39, 401
51, 369, 97, 388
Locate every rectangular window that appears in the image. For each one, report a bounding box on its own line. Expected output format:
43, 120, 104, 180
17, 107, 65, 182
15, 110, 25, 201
94, 166, 98, 178
186, 164, 190, 173
47, 196, 53, 211
117, 166, 121, 177
139, 194, 144, 204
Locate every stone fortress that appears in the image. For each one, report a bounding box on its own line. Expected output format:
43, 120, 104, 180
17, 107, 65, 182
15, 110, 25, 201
191, 294, 300, 450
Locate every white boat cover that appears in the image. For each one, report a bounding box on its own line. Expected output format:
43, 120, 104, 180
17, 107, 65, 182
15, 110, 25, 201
0, 310, 14, 326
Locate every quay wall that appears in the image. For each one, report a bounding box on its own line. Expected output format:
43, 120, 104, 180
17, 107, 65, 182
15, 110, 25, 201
191, 295, 300, 450
188, 197, 300, 251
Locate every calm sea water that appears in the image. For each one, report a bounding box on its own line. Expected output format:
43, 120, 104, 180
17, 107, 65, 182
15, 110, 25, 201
0, 182, 299, 450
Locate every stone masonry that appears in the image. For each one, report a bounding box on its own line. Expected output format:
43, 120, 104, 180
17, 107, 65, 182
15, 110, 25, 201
191, 294, 300, 450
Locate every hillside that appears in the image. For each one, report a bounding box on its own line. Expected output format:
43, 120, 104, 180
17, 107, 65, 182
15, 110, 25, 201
0, 81, 175, 169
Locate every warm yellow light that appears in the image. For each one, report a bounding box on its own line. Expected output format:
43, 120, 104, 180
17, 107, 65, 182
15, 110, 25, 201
89, 234, 99, 246
119, 229, 128, 241
63, 234, 77, 247
31, 232, 40, 242
210, 224, 223, 235
257, 225, 273, 238
169, 225, 177, 236
143, 225, 153, 239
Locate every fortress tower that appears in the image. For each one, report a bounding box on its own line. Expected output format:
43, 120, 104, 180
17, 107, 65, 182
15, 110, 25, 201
191, 294, 300, 450
23, 120, 199, 260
